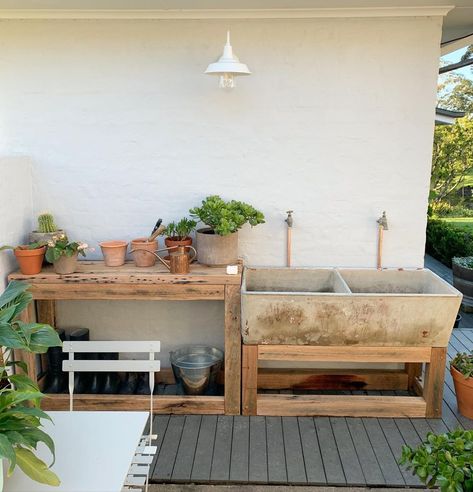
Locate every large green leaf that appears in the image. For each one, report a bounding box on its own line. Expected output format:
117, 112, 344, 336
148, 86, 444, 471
0, 324, 27, 350
20, 428, 56, 466
0, 281, 30, 310
4, 405, 52, 423
0, 433, 16, 474
8, 374, 40, 392
15, 447, 60, 486
0, 390, 44, 412
14, 322, 62, 353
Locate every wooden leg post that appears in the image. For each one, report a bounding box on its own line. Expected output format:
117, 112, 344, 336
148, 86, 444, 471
423, 347, 447, 418
36, 300, 57, 385
242, 345, 258, 416
224, 285, 241, 415
17, 302, 37, 381
406, 363, 423, 393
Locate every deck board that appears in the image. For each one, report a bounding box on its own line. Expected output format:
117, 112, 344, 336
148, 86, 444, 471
151, 329, 473, 486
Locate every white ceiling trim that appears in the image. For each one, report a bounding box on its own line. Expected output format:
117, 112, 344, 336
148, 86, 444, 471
441, 33, 473, 55
0, 6, 453, 20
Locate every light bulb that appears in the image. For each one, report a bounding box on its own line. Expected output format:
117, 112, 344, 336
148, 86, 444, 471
219, 73, 235, 89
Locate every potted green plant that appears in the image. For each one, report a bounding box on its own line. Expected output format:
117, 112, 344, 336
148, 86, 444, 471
29, 213, 65, 246
190, 195, 265, 266
0, 280, 62, 489
160, 218, 197, 256
0, 243, 46, 275
400, 429, 473, 491
452, 257, 473, 312
450, 351, 473, 419
45, 234, 89, 275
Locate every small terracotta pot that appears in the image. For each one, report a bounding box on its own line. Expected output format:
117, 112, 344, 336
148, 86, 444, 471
130, 238, 158, 267
53, 252, 79, 275
14, 246, 46, 275
451, 365, 473, 419
165, 237, 192, 256
100, 240, 128, 267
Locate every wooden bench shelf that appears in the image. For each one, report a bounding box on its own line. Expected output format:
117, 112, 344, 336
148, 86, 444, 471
9, 261, 242, 415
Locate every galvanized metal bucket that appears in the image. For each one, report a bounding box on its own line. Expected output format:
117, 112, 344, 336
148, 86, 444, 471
170, 346, 223, 395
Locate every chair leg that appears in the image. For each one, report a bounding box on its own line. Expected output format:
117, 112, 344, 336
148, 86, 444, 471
423, 347, 447, 418
242, 345, 258, 416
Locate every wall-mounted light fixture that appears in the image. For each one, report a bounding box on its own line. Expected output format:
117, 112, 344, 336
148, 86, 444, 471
205, 31, 251, 89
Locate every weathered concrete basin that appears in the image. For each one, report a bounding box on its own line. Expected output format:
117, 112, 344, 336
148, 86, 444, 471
241, 268, 462, 347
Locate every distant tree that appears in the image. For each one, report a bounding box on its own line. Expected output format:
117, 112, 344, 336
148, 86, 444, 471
461, 44, 473, 62
438, 74, 473, 115
431, 118, 473, 203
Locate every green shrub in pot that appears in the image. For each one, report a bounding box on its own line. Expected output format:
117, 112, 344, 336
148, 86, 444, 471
450, 351, 473, 419
160, 218, 197, 255
0, 280, 62, 487
190, 195, 265, 266
452, 257, 473, 312
399, 429, 473, 491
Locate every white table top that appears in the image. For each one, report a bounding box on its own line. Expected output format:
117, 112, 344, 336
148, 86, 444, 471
4, 411, 149, 492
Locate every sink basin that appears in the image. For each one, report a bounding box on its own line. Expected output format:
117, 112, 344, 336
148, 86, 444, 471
241, 268, 462, 347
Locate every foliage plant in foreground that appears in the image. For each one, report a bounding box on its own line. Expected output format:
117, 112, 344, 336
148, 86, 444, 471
0, 280, 62, 486
190, 195, 265, 236
400, 429, 473, 491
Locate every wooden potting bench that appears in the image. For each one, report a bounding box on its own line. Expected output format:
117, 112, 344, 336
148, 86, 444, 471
9, 261, 242, 415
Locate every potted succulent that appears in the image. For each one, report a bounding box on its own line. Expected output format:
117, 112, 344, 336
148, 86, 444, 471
0, 280, 62, 489
190, 195, 265, 266
45, 234, 89, 275
160, 218, 197, 256
400, 429, 473, 491
29, 213, 65, 245
452, 257, 473, 312
450, 351, 473, 419
0, 242, 46, 275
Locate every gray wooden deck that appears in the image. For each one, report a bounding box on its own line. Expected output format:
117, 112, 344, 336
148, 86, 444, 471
150, 257, 473, 487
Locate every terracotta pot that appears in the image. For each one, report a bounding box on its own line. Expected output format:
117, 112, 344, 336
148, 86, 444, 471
14, 246, 46, 275
451, 365, 473, 419
195, 228, 238, 267
130, 238, 157, 267
100, 240, 128, 267
53, 252, 79, 275
165, 237, 192, 256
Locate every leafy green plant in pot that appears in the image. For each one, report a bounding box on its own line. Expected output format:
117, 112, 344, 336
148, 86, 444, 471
450, 351, 473, 419
452, 257, 473, 312
0, 280, 62, 489
399, 429, 473, 491
0, 243, 46, 276
29, 213, 65, 246
45, 234, 89, 275
190, 195, 265, 266
160, 218, 197, 257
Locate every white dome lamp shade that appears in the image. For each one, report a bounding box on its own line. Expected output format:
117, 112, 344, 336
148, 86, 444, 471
205, 31, 251, 89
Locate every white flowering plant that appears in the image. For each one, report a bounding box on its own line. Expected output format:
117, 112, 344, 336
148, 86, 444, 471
45, 234, 89, 263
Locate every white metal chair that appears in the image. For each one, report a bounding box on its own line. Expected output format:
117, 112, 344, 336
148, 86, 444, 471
62, 341, 161, 492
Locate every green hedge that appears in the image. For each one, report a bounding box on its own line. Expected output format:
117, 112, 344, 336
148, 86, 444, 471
426, 219, 473, 267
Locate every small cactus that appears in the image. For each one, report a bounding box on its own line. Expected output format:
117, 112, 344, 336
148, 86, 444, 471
37, 213, 58, 233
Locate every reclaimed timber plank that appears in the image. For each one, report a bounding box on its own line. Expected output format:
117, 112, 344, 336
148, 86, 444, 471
191, 415, 218, 482
242, 345, 258, 416
150, 414, 171, 479
171, 415, 202, 482
298, 417, 326, 485
281, 417, 306, 484
224, 284, 241, 415
257, 368, 408, 391
258, 345, 432, 363
153, 415, 185, 480
249, 416, 268, 483
229, 416, 249, 482
314, 417, 345, 485
210, 416, 233, 481
24, 283, 225, 300
424, 347, 447, 418
257, 394, 427, 418
40, 393, 224, 414
362, 418, 404, 485
330, 417, 364, 485
266, 417, 288, 484
8, 261, 241, 285
346, 418, 385, 486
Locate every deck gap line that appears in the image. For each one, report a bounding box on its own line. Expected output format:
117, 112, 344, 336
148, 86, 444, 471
329, 417, 348, 484
188, 413, 204, 480
295, 414, 309, 483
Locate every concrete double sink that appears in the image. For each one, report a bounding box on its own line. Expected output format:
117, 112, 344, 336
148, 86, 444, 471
241, 268, 462, 347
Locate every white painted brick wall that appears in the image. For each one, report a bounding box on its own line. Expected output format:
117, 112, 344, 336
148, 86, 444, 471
0, 17, 441, 364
